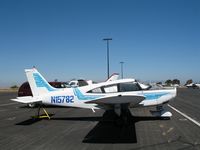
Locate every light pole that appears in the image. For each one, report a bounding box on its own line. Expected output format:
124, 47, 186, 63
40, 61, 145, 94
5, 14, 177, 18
120, 61, 124, 79
103, 38, 112, 79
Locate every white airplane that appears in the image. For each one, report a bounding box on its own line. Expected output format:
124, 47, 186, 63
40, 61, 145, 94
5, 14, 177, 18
196, 84, 200, 88
11, 68, 177, 123
106, 73, 120, 82
186, 83, 200, 89
107, 74, 152, 90
68, 73, 120, 87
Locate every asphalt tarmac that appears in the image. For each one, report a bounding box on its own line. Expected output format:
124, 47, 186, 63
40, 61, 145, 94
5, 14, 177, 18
0, 88, 200, 150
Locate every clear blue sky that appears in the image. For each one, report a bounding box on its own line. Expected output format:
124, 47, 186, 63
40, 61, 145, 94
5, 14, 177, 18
0, 0, 200, 87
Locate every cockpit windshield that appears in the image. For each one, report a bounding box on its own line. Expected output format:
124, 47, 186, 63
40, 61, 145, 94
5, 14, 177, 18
118, 82, 141, 92
88, 82, 141, 93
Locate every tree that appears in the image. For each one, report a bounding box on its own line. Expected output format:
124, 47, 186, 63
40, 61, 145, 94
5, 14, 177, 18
10, 85, 18, 89
165, 79, 172, 85
172, 79, 180, 85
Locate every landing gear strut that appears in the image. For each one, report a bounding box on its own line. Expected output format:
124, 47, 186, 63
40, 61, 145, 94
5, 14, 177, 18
114, 104, 132, 126
150, 105, 172, 118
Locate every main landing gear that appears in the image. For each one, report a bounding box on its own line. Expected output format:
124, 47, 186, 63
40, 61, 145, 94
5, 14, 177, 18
114, 104, 133, 126
150, 105, 172, 118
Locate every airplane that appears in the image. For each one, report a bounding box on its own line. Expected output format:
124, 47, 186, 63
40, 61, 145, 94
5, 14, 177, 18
106, 73, 120, 82
196, 84, 200, 88
186, 83, 200, 89
11, 68, 177, 124
68, 73, 120, 87
107, 74, 152, 90
137, 82, 151, 90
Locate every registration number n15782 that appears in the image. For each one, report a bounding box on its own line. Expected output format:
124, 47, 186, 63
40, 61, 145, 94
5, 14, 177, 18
51, 96, 74, 103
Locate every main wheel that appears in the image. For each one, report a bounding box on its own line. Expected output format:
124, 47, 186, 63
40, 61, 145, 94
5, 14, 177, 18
28, 103, 36, 108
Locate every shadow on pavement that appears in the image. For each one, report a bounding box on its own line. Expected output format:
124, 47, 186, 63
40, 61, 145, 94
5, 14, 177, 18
51, 110, 167, 143
15, 114, 54, 125
82, 110, 167, 144
15, 110, 168, 143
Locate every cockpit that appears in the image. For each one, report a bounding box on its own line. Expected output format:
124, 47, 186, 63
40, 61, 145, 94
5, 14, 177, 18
87, 82, 142, 93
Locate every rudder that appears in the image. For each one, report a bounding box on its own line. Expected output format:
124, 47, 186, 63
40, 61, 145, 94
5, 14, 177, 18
25, 67, 57, 96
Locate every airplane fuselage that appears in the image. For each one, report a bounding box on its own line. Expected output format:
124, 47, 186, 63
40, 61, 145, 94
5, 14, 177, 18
12, 68, 177, 118
39, 81, 176, 110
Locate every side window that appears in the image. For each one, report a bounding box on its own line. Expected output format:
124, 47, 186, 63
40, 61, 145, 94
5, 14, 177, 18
103, 84, 118, 93
88, 87, 103, 93
119, 82, 141, 92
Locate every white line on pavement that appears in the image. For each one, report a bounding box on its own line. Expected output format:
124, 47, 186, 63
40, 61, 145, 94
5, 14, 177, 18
0, 102, 17, 107
168, 104, 200, 127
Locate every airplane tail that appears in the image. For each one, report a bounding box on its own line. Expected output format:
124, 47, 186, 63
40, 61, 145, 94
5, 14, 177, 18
106, 73, 119, 82
25, 67, 58, 96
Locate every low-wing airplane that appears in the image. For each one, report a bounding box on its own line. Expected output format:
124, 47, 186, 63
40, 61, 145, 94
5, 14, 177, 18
107, 73, 152, 90
186, 83, 200, 89
196, 84, 200, 88
11, 68, 176, 123
68, 73, 120, 87
106, 73, 120, 82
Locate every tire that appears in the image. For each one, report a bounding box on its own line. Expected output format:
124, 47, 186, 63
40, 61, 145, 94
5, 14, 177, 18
28, 103, 36, 108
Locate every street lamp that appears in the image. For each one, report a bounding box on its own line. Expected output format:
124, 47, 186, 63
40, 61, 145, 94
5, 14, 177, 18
120, 61, 124, 79
103, 38, 112, 79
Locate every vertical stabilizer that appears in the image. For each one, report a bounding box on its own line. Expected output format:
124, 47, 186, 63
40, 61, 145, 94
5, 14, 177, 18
106, 73, 119, 82
25, 68, 57, 96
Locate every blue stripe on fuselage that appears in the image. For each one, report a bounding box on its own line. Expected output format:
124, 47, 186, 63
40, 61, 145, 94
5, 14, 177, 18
73, 88, 168, 101
144, 92, 168, 100
73, 88, 102, 100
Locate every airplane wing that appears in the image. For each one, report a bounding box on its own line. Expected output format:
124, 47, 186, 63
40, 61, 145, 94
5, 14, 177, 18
85, 95, 145, 105
11, 96, 42, 104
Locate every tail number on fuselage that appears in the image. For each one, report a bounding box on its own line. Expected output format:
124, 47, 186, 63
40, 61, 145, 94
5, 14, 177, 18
51, 96, 74, 104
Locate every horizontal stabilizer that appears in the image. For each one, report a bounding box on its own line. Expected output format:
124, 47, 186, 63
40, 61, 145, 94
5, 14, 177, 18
11, 96, 42, 104
86, 95, 145, 105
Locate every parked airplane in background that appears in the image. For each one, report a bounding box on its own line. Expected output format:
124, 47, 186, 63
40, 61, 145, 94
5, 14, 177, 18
68, 73, 120, 87
196, 84, 200, 88
186, 83, 200, 89
106, 73, 152, 90
11, 68, 176, 124
106, 73, 120, 82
